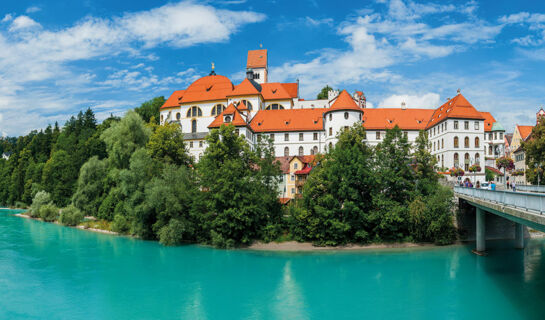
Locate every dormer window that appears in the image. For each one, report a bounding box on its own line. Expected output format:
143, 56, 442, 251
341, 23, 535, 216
224, 115, 232, 123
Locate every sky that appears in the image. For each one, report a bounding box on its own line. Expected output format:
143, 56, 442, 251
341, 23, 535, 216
1, 0, 545, 136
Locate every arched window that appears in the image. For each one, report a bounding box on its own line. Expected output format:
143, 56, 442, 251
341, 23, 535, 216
441, 138, 444, 149
441, 154, 444, 168
211, 104, 225, 116
454, 136, 459, 148
284, 147, 289, 157
464, 153, 470, 171
191, 120, 197, 133
464, 136, 469, 148
176, 112, 181, 120
329, 113, 332, 121
344, 112, 349, 119
265, 103, 285, 110
160, 114, 164, 123
454, 153, 459, 167
475, 137, 480, 148
298, 146, 304, 156
489, 145, 492, 155
329, 142, 333, 150
311, 146, 318, 155
240, 100, 253, 111
187, 106, 203, 118
475, 153, 480, 165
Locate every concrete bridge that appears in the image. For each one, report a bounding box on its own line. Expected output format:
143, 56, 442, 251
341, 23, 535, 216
454, 186, 545, 253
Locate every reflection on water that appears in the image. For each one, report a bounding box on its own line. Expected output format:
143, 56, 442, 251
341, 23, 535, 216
2, 209, 545, 319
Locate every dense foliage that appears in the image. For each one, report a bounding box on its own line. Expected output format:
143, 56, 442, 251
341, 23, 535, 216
2, 97, 456, 248
523, 120, 545, 184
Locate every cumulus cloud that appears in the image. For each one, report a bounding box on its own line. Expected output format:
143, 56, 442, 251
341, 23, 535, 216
0, 1, 265, 135
1, 14, 13, 23
378, 93, 440, 108
500, 12, 545, 46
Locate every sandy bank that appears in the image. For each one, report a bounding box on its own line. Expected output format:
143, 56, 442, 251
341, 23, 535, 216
76, 225, 118, 235
247, 241, 439, 252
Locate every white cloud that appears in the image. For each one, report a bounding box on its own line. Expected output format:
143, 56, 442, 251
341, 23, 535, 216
26, 6, 42, 14
1, 14, 13, 23
304, 17, 333, 27
500, 12, 545, 46
378, 93, 440, 108
8, 16, 41, 32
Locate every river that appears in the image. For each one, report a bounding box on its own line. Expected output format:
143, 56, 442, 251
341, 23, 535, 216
1, 208, 545, 319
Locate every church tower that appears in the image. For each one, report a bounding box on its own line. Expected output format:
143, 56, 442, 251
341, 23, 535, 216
246, 49, 268, 84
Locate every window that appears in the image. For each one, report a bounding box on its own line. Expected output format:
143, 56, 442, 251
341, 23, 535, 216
291, 188, 295, 194
284, 147, 289, 156
270, 134, 275, 141
298, 146, 304, 156
454, 121, 458, 129
433, 127, 436, 136
312, 146, 318, 155
376, 131, 381, 140
291, 174, 295, 182
500, 132, 503, 140
344, 112, 349, 119
329, 142, 333, 150
189, 141, 194, 148
176, 112, 181, 120
160, 115, 164, 123
475, 137, 480, 148
464, 137, 469, 148
211, 104, 226, 116
235, 129, 240, 136
489, 145, 492, 155
199, 141, 203, 148
489, 133, 493, 140
444, 122, 447, 130
454, 136, 459, 148
313, 132, 318, 141
187, 106, 203, 118
454, 153, 459, 167
464, 121, 469, 130
474, 121, 479, 130
294, 163, 298, 169
299, 133, 304, 141
494, 132, 497, 140
329, 127, 333, 136
433, 141, 436, 151
441, 138, 444, 149
265, 104, 285, 110
224, 115, 232, 123
257, 134, 262, 142
284, 133, 289, 141
464, 153, 470, 171
403, 131, 408, 139
329, 114, 332, 121
192, 119, 197, 133
475, 153, 480, 165
441, 155, 444, 168
240, 100, 253, 111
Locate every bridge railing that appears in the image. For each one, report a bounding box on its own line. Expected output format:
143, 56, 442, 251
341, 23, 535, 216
454, 186, 545, 214
515, 185, 545, 193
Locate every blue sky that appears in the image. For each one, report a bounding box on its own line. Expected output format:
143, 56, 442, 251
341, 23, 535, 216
1, 0, 545, 136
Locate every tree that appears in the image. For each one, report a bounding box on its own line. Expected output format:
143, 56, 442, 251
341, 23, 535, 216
72, 156, 108, 216
42, 150, 77, 207
413, 130, 438, 196
101, 111, 151, 169
134, 96, 165, 124
316, 85, 332, 100
523, 122, 545, 184
197, 125, 281, 247
147, 122, 191, 166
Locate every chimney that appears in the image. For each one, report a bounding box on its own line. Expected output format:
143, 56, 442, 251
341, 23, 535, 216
296, 78, 300, 98
457, 88, 461, 95
401, 101, 406, 110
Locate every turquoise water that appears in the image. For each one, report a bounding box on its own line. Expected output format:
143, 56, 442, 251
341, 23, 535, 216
2, 209, 545, 319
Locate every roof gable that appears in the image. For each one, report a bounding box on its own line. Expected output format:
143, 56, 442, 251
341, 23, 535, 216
328, 90, 362, 112
517, 125, 534, 141
229, 78, 262, 97
261, 83, 295, 100
208, 103, 247, 128
480, 112, 496, 132
161, 90, 185, 109
426, 94, 484, 129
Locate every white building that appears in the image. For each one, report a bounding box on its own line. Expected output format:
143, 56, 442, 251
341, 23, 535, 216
160, 49, 501, 185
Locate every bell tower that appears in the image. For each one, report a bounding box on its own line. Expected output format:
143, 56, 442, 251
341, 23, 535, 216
246, 49, 268, 84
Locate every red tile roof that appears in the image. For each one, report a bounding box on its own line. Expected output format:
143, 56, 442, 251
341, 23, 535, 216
247, 49, 267, 68
517, 125, 534, 141
275, 156, 292, 174
481, 112, 496, 132
228, 78, 261, 97
327, 90, 363, 112
279, 198, 291, 205
261, 83, 296, 100
208, 104, 247, 128
426, 94, 484, 129
295, 164, 312, 175
161, 90, 185, 109
180, 75, 234, 104
363, 108, 434, 130
295, 155, 316, 165
282, 83, 298, 98
250, 109, 324, 132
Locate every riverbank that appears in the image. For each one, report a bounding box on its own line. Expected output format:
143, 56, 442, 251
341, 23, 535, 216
247, 241, 441, 252
13, 213, 119, 236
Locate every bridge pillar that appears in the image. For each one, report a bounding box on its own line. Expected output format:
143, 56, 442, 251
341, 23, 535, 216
476, 207, 486, 252
515, 223, 525, 249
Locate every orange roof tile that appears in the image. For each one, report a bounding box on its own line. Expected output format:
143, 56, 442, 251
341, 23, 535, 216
327, 90, 363, 112
247, 49, 267, 69
481, 112, 496, 132
275, 156, 293, 174
517, 125, 534, 140
281, 83, 298, 98
161, 90, 185, 109
228, 78, 261, 97
279, 198, 291, 205
251, 109, 324, 132
297, 155, 316, 165
208, 103, 247, 128
180, 74, 234, 104
426, 94, 484, 129
363, 108, 434, 130
261, 83, 295, 100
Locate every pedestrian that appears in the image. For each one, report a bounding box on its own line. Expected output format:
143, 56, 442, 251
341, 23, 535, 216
476, 181, 480, 189
512, 183, 516, 192
491, 181, 496, 191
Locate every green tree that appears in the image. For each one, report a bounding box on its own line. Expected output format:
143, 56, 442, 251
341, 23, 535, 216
134, 96, 165, 124
317, 85, 332, 100
147, 122, 191, 166
42, 150, 77, 206
524, 121, 545, 184
72, 156, 108, 216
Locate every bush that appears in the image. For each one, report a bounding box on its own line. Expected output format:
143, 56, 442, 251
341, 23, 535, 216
30, 191, 52, 218
111, 214, 130, 234
59, 205, 84, 226
14, 201, 28, 209
158, 219, 194, 246
39, 204, 59, 222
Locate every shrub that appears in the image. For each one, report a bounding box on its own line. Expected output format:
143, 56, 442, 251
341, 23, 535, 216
30, 191, 52, 218
111, 214, 130, 234
158, 219, 194, 246
59, 205, 84, 226
39, 204, 59, 222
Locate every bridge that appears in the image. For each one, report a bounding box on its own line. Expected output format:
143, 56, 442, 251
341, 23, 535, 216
454, 186, 545, 253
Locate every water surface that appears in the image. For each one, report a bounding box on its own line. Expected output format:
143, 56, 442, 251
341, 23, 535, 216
1, 208, 545, 319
